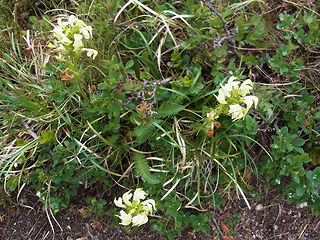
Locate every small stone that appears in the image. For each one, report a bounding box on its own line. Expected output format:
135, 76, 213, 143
273, 224, 278, 231
297, 202, 308, 209
255, 204, 264, 211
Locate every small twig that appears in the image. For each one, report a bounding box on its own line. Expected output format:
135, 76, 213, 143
212, 217, 224, 238
201, 0, 238, 51
86, 223, 98, 240
22, 122, 38, 140
298, 223, 308, 239
265, 232, 289, 240
123, 79, 171, 116
22, 121, 55, 157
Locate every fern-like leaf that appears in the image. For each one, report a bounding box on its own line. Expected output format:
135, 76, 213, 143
156, 103, 184, 118
135, 120, 161, 144
133, 153, 160, 184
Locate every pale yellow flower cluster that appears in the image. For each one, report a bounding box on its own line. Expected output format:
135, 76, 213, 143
49, 15, 98, 60
207, 76, 259, 122
114, 188, 156, 227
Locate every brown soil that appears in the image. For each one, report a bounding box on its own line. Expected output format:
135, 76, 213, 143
1, 185, 319, 240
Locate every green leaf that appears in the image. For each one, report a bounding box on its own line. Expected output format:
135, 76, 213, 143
135, 124, 145, 137
292, 146, 305, 154
293, 138, 305, 147
6, 177, 18, 191
29, 16, 38, 24
40, 130, 55, 145
156, 103, 184, 117
134, 153, 160, 184
125, 60, 134, 69
291, 172, 300, 183
306, 170, 313, 180
296, 185, 305, 196
17, 139, 28, 146
198, 224, 211, 232
287, 145, 293, 152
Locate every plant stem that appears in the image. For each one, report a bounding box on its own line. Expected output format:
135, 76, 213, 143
71, 56, 90, 103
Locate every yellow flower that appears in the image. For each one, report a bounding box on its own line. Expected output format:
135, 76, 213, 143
122, 191, 133, 206
73, 34, 84, 51
114, 188, 156, 227
229, 104, 245, 121
243, 95, 258, 109
141, 199, 156, 214
207, 110, 218, 121
55, 44, 68, 53
52, 26, 65, 40
132, 213, 148, 226
226, 76, 240, 89
81, 48, 98, 60
239, 79, 253, 96
117, 210, 132, 226
215, 88, 228, 104
48, 43, 56, 49
67, 15, 78, 26
133, 188, 147, 202
215, 76, 240, 104
114, 197, 126, 208
243, 95, 259, 114
80, 26, 93, 39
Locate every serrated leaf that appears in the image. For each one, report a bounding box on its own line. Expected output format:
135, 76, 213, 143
133, 153, 160, 184
156, 103, 184, 117
135, 120, 160, 144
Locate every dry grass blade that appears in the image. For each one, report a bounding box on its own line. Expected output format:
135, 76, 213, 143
202, 150, 251, 210
114, 0, 193, 73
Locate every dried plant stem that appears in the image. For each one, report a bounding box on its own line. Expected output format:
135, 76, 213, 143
201, 0, 238, 51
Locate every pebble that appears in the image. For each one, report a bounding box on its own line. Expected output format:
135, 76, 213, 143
255, 204, 264, 211
297, 202, 308, 208
273, 224, 278, 231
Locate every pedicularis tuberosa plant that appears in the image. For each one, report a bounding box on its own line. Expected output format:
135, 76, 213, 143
114, 188, 156, 227
48, 15, 98, 101
206, 76, 259, 137
1, 1, 319, 239
49, 15, 98, 61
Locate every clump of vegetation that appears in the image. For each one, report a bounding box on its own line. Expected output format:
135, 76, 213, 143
0, 0, 319, 239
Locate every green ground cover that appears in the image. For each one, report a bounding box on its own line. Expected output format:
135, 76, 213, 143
0, 0, 319, 239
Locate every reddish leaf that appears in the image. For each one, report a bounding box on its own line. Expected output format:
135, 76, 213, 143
218, 212, 231, 220
220, 222, 229, 236
223, 237, 235, 240
92, 221, 102, 230
207, 129, 214, 138
243, 169, 253, 181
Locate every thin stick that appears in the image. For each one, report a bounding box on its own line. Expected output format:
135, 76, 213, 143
201, 0, 238, 50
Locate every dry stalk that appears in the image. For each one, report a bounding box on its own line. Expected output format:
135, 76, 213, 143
201, 0, 238, 51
